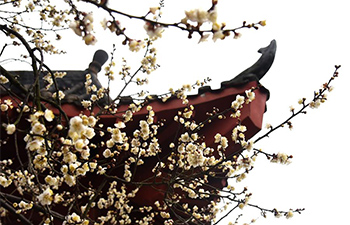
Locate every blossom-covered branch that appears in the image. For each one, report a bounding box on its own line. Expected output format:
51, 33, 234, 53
0, 0, 342, 224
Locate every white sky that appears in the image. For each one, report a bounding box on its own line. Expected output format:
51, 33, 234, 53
2, 0, 350, 224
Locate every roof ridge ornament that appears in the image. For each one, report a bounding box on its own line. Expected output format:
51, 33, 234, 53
88, 49, 109, 74
221, 39, 277, 88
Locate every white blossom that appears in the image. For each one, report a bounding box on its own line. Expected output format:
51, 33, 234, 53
286, 210, 294, 219
103, 149, 112, 158
245, 90, 255, 102
0, 176, 12, 187
0, 75, 9, 84
128, 39, 145, 52
5, 124, 16, 135
44, 109, 54, 122
187, 150, 205, 168
37, 187, 53, 206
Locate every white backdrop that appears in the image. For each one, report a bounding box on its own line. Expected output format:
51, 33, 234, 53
2, 0, 349, 224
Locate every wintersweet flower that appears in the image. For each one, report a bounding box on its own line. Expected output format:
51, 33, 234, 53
245, 140, 254, 151
37, 187, 53, 205
64, 174, 76, 187
161, 212, 171, 219
259, 20, 267, 26
220, 136, 228, 149
286, 210, 294, 219
212, 22, 222, 31
309, 99, 321, 109
0, 176, 12, 187
208, 7, 218, 23
185, 9, 209, 24
231, 101, 240, 111
237, 125, 247, 133
83, 127, 95, 139
69, 116, 84, 133
149, 6, 159, 14
92, 84, 98, 92
239, 133, 245, 139
271, 152, 291, 164
74, 139, 86, 151
199, 34, 210, 43
32, 122, 46, 135
3, 99, 12, 106
128, 39, 145, 52
17, 201, 33, 211
0, 75, 9, 84
183, 110, 193, 119
81, 100, 91, 109
52, 90, 65, 100
63, 151, 77, 164
97, 166, 106, 175
44, 109, 54, 122
298, 97, 306, 105
54, 71, 66, 78
84, 34, 97, 45
26, 139, 42, 151
80, 149, 90, 159
45, 175, 60, 189
84, 13, 94, 24
106, 139, 114, 148
186, 143, 197, 152
69, 21, 82, 36
0, 104, 8, 111
100, 18, 109, 30
274, 209, 281, 218
144, 22, 164, 40
103, 149, 112, 158
6, 124, 16, 135
31, 111, 44, 121
180, 132, 190, 142
231, 95, 245, 110
214, 133, 222, 143
212, 30, 225, 42
33, 154, 48, 170
187, 150, 205, 168
234, 32, 242, 39
66, 212, 81, 223
245, 90, 255, 102
191, 133, 198, 141
236, 95, 245, 104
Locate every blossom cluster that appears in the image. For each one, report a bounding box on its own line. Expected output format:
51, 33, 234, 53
230, 89, 255, 118
0, 0, 266, 58
270, 152, 292, 164
180, 2, 266, 42
0, 0, 71, 53
182, 5, 225, 42
0, 78, 307, 225
0, 75, 9, 84
144, 22, 164, 40
128, 39, 146, 52
230, 90, 255, 151
101, 18, 123, 34
43, 71, 67, 90
69, 12, 97, 45
24, 110, 54, 171
84, 73, 106, 105
1, 1, 340, 224
141, 47, 158, 75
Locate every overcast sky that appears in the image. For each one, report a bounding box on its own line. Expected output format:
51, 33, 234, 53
2, 0, 350, 224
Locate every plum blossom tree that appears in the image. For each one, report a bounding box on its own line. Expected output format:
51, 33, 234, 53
0, 0, 340, 224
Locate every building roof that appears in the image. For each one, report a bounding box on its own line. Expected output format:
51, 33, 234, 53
1, 40, 276, 107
